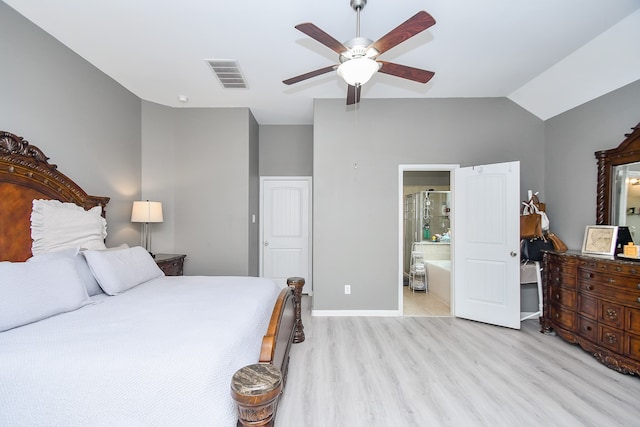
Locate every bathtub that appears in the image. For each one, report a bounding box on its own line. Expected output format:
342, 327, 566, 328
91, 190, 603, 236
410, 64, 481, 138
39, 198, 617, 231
426, 260, 451, 305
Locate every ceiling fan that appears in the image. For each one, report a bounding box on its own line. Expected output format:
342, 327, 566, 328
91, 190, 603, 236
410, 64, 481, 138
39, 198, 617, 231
283, 0, 436, 105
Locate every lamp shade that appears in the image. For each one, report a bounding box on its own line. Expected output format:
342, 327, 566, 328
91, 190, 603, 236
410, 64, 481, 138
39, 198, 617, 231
131, 201, 163, 223
337, 57, 379, 86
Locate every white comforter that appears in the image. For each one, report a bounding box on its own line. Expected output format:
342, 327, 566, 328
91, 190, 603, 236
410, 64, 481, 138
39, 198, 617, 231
0, 276, 283, 427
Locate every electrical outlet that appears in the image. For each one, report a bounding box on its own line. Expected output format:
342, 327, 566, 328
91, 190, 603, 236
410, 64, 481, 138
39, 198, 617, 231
344, 285, 351, 295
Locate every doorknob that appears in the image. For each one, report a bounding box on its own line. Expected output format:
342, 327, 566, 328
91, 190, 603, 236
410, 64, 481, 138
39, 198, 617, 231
510, 251, 517, 257
264, 241, 270, 246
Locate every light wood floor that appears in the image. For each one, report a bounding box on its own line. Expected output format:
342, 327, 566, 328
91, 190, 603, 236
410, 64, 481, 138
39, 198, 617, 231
276, 296, 640, 427
403, 285, 450, 317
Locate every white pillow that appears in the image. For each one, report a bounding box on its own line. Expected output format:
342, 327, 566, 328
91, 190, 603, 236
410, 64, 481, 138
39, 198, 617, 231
27, 247, 100, 296
31, 199, 107, 256
0, 257, 91, 332
27, 246, 129, 297
83, 246, 164, 295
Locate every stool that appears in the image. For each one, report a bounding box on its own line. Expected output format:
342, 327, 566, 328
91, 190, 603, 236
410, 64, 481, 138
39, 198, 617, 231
520, 261, 543, 321
231, 363, 283, 427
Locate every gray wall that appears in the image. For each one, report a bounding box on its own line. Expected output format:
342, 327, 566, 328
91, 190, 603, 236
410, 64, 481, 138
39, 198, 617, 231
141, 106, 258, 276
248, 112, 259, 276
545, 80, 640, 250
259, 125, 313, 176
141, 101, 176, 253
0, 2, 142, 247
313, 98, 545, 311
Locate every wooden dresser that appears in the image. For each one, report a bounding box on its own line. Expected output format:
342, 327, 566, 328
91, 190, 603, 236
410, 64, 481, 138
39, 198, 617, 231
542, 250, 640, 375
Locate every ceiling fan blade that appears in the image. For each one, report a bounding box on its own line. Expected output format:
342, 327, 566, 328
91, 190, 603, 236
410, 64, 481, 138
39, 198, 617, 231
295, 23, 348, 54
346, 85, 361, 105
283, 65, 337, 85
368, 11, 436, 56
378, 61, 434, 83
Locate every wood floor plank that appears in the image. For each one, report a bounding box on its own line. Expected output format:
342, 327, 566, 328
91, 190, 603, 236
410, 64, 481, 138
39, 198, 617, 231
276, 297, 640, 427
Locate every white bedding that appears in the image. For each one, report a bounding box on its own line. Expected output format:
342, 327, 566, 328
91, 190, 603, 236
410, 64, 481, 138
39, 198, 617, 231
0, 275, 283, 427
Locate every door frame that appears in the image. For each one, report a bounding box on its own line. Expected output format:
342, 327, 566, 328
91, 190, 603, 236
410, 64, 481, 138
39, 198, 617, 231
398, 164, 459, 315
259, 176, 313, 294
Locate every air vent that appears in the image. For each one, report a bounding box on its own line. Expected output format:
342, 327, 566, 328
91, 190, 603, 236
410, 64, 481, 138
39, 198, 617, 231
205, 59, 247, 89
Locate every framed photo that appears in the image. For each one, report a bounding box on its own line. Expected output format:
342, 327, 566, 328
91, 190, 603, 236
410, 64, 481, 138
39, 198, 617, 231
582, 225, 618, 256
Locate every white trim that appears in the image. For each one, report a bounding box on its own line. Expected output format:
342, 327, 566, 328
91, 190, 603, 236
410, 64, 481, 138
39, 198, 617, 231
259, 176, 313, 294
312, 310, 400, 317
398, 164, 459, 316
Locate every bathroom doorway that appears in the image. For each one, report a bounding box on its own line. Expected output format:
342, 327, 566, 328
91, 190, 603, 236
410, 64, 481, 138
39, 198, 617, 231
399, 164, 458, 317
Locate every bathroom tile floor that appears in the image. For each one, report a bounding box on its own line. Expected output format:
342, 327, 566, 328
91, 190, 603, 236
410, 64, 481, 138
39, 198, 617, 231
403, 285, 450, 316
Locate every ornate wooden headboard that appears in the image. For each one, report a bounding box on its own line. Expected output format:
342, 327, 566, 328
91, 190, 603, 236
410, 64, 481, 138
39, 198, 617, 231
0, 131, 109, 262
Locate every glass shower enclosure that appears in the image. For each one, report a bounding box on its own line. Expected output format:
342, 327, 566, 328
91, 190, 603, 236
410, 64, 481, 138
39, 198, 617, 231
403, 190, 451, 274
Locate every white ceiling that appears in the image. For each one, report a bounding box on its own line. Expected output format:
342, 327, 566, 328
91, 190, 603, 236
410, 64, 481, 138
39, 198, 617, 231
4, 0, 640, 124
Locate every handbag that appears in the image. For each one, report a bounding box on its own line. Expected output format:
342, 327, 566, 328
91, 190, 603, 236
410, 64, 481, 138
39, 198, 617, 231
521, 197, 549, 236
520, 214, 542, 239
548, 232, 568, 252
529, 194, 546, 213
521, 237, 554, 261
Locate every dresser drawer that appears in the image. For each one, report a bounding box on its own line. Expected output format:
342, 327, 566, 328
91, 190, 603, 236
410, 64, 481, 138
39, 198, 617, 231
580, 258, 640, 276
577, 293, 597, 319
626, 333, 640, 359
626, 307, 640, 335
547, 269, 576, 289
577, 316, 598, 342
550, 303, 576, 331
598, 300, 624, 329
578, 268, 640, 292
549, 286, 576, 309
577, 280, 640, 305
598, 324, 623, 353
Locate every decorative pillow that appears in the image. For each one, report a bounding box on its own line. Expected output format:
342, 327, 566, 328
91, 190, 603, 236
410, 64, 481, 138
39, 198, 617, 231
31, 199, 107, 256
82, 246, 164, 295
0, 257, 91, 332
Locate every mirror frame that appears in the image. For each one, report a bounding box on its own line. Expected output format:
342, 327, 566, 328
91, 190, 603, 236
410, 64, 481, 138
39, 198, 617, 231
595, 122, 640, 225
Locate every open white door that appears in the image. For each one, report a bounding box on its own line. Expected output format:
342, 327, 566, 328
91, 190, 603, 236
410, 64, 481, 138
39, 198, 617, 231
260, 177, 312, 293
453, 161, 521, 329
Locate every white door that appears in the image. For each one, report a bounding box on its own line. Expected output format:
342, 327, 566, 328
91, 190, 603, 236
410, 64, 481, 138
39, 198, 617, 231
260, 178, 312, 293
453, 161, 521, 329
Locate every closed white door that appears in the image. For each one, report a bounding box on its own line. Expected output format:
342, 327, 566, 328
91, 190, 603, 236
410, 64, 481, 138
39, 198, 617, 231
453, 161, 521, 329
260, 178, 312, 293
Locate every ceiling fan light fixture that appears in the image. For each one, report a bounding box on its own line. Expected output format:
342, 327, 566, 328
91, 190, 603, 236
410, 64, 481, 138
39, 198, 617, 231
337, 57, 379, 86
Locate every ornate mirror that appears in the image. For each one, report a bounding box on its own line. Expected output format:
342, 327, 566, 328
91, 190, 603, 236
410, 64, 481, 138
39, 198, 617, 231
595, 122, 640, 225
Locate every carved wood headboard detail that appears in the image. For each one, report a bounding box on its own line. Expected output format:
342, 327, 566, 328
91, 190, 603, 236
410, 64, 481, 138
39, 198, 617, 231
0, 131, 109, 262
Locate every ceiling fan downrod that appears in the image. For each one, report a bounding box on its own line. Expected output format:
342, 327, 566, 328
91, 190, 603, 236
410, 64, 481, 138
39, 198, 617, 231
351, 0, 366, 38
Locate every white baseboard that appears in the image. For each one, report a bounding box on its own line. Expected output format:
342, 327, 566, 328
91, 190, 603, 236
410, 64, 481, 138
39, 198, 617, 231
312, 310, 401, 317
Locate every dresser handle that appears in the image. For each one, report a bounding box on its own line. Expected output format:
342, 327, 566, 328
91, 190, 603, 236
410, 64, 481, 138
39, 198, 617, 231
555, 313, 560, 319
608, 278, 616, 284
554, 293, 560, 300
585, 285, 593, 291
586, 273, 593, 279
605, 333, 617, 344
606, 309, 618, 320
637, 284, 640, 290
584, 325, 592, 332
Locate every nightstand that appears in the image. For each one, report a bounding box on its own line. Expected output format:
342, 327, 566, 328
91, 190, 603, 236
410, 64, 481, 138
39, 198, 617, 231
154, 254, 186, 276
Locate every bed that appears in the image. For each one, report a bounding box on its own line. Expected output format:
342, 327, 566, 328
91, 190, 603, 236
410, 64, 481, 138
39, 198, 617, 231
0, 130, 304, 427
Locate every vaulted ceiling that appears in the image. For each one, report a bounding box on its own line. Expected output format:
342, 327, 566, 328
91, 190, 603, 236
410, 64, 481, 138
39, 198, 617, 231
4, 0, 640, 124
